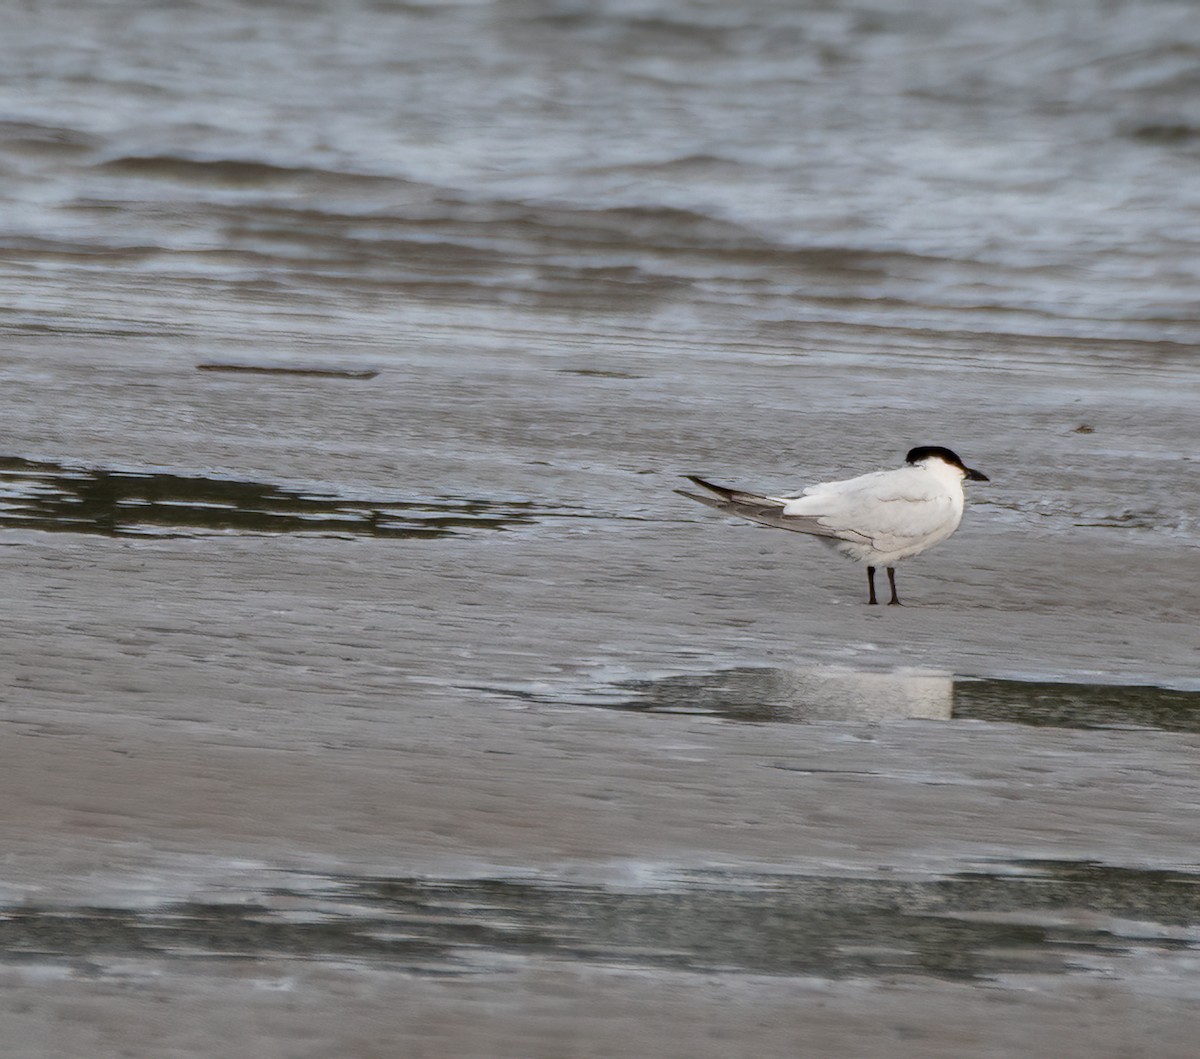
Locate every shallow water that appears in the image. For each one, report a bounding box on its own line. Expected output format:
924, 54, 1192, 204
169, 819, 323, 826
7, 860, 1200, 984
2, 1, 1199, 1056
477, 665, 1200, 732
0, 454, 549, 538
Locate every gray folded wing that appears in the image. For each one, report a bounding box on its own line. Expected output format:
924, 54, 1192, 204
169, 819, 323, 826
676, 476, 858, 540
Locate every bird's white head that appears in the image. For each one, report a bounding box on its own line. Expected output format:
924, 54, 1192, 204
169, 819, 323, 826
905, 446, 989, 482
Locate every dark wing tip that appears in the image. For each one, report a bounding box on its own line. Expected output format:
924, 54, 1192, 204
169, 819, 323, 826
681, 474, 735, 499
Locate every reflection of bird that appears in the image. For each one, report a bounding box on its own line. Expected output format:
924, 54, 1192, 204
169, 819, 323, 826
677, 446, 989, 606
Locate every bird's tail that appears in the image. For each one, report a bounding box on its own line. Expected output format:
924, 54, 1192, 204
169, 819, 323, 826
675, 475, 797, 531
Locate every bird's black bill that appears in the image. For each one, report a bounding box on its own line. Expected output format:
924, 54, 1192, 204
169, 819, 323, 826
965, 467, 989, 482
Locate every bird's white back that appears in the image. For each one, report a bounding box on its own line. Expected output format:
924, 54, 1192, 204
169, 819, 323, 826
778, 461, 966, 565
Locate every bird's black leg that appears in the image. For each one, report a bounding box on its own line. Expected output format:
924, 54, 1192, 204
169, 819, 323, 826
887, 566, 902, 606
867, 565, 877, 605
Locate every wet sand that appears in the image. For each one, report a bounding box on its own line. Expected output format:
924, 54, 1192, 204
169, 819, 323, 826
2, 326, 1199, 1057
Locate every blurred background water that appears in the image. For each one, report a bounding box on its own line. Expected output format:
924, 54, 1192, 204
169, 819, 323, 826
2, 0, 1198, 362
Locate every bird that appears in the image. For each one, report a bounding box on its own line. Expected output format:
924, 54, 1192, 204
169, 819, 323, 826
676, 446, 988, 605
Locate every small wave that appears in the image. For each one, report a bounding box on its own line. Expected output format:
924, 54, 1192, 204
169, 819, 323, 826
0, 120, 98, 154
1122, 120, 1200, 145
574, 152, 746, 177
94, 154, 402, 190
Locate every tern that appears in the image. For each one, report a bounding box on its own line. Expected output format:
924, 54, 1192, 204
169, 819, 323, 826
677, 446, 988, 605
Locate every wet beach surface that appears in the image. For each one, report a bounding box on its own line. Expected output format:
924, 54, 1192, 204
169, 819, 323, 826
2, 1, 1200, 1056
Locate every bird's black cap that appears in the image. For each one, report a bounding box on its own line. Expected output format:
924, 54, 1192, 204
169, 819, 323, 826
906, 446, 989, 481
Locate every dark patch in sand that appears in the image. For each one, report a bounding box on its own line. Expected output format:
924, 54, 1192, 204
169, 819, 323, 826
556, 368, 645, 379
0, 456, 542, 539
953, 677, 1200, 733
3, 861, 1197, 983
197, 363, 379, 379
